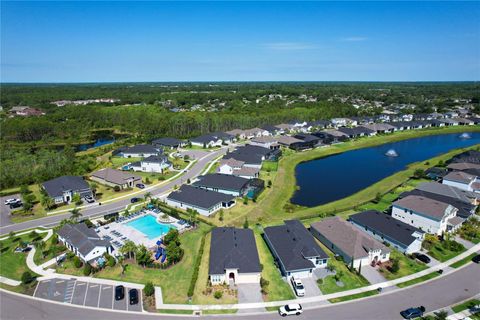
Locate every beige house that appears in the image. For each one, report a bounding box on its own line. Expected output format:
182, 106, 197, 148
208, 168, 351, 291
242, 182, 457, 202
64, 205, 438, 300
90, 168, 141, 189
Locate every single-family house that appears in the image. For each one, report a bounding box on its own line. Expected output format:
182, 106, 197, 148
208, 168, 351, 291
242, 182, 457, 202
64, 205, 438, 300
224, 145, 280, 168
391, 195, 462, 235
117, 144, 162, 158
276, 135, 304, 148
217, 158, 260, 179
90, 168, 141, 189
226, 129, 246, 140
360, 123, 396, 134
249, 136, 280, 150
261, 125, 282, 136
310, 217, 390, 270
441, 118, 460, 126
42, 176, 92, 204
337, 127, 376, 139
275, 123, 295, 133
57, 223, 112, 263
416, 182, 480, 205
152, 137, 185, 149
192, 173, 256, 197
209, 227, 261, 285
165, 185, 235, 216
131, 155, 171, 173
442, 171, 478, 192
290, 134, 321, 151
263, 220, 329, 279
190, 134, 223, 148
349, 210, 425, 254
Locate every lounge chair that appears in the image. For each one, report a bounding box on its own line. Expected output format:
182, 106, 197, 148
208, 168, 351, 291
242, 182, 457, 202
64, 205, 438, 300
160, 249, 167, 263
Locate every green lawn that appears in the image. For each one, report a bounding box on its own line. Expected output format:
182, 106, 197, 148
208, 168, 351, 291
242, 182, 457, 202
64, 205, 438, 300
110, 156, 142, 168
450, 254, 477, 268
328, 289, 378, 303
254, 228, 294, 302
451, 299, 480, 313
0, 232, 41, 280
428, 241, 466, 262
378, 250, 428, 280
61, 223, 212, 304
33, 235, 67, 266
316, 242, 370, 294
192, 232, 238, 305
396, 272, 440, 288
261, 161, 278, 172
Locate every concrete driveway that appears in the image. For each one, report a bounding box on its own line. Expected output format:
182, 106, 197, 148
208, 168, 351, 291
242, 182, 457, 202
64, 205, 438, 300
237, 283, 264, 314
361, 264, 387, 284
0, 194, 21, 227
300, 277, 322, 297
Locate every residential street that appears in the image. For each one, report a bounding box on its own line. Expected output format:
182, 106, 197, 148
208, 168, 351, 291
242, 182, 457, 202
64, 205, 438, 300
1, 262, 479, 320
0, 149, 225, 236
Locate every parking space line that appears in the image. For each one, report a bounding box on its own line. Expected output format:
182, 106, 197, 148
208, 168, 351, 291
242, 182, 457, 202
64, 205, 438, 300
33, 282, 40, 298
97, 285, 102, 307
83, 283, 90, 306
69, 281, 77, 303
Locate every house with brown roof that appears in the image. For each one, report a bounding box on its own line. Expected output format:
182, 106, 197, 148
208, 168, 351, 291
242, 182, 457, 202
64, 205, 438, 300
392, 195, 462, 235
90, 168, 141, 189
310, 217, 390, 271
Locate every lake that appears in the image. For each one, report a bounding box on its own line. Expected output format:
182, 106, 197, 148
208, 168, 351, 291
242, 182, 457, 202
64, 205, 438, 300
75, 137, 115, 151
291, 132, 480, 207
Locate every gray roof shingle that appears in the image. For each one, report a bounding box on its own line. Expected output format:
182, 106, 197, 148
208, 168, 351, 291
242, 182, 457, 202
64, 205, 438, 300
192, 174, 249, 192
57, 223, 111, 257
42, 176, 91, 198
167, 185, 234, 210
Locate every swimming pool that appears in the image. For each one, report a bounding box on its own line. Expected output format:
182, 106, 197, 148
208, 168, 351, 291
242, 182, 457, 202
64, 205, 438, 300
125, 215, 176, 239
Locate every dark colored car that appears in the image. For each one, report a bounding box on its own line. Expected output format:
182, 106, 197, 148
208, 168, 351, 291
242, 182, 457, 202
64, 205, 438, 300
9, 200, 23, 209
115, 285, 125, 301
129, 289, 139, 305
136, 183, 145, 189
472, 254, 480, 264
400, 306, 425, 319
130, 197, 140, 203
413, 253, 431, 264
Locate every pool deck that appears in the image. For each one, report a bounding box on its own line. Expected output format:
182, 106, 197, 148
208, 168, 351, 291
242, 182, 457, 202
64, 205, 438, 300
96, 210, 187, 253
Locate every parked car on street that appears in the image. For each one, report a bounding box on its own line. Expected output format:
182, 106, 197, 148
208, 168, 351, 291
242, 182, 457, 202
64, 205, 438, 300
290, 277, 305, 297
472, 254, 480, 264
136, 183, 145, 189
413, 253, 431, 264
115, 285, 125, 301
129, 288, 139, 305
130, 197, 140, 203
84, 196, 95, 203
279, 304, 303, 317
400, 306, 425, 319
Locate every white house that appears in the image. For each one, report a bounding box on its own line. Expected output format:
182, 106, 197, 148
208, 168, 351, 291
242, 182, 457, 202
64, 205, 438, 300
131, 155, 171, 173
442, 171, 479, 192
311, 217, 390, 270
118, 144, 161, 158
42, 176, 92, 204
209, 227, 261, 285
90, 168, 141, 189
57, 223, 112, 263
263, 220, 329, 279
392, 195, 461, 235
190, 134, 223, 148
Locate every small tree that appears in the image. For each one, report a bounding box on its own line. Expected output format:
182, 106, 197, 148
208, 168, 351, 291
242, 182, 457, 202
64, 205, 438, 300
243, 196, 248, 205
187, 178, 191, 184
433, 310, 448, 320
83, 263, 92, 276
70, 207, 82, 222
113, 185, 121, 192
21, 271, 34, 285
374, 192, 382, 203
267, 180, 272, 188
413, 169, 425, 179
35, 241, 46, 258
389, 258, 400, 273
144, 282, 155, 297
214, 291, 223, 299
72, 193, 82, 205
243, 218, 249, 229
218, 209, 224, 221
73, 256, 83, 268
90, 182, 98, 196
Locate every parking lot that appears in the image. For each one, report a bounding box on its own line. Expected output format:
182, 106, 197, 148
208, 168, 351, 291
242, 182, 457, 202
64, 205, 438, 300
34, 278, 142, 312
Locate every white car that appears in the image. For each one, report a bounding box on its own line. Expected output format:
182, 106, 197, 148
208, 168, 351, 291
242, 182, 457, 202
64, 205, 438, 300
290, 278, 305, 297
4, 198, 20, 205
84, 196, 95, 203
279, 304, 303, 317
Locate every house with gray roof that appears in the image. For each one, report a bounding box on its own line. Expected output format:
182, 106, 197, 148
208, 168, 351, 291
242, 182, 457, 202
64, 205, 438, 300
209, 227, 261, 285
90, 168, 141, 189
117, 144, 162, 158
442, 171, 479, 192
416, 182, 480, 205
349, 211, 424, 254
190, 132, 233, 148
130, 155, 171, 173
263, 220, 328, 279
192, 173, 255, 197
57, 223, 112, 263
311, 217, 390, 271
152, 137, 185, 149
42, 176, 92, 205
166, 185, 235, 216
391, 195, 461, 235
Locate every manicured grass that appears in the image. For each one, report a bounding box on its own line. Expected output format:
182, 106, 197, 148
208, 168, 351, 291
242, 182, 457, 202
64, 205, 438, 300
110, 156, 142, 168
428, 241, 466, 262
261, 161, 278, 172
328, 289, 378, 303
63, 223, 212, 304
157, 309, 193, 315
316, 242, 370, 294
192, 232, 238, 305
201, 309, 238, 314
254, 228, 294, 302
33, 235, 67, 266
450, 254, 477, 268
0, 232, 41, 280
0, 281, 38, 295
396, 272, 440, 288
378, 250, 428, 280
451, 299, 480, 313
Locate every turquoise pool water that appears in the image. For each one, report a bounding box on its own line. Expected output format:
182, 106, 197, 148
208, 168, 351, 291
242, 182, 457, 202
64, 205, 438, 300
125, 215, 176, 239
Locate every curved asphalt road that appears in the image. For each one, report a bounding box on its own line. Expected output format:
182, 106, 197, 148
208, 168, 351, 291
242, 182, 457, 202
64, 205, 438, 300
1, 263, 479, 320
0, 149, 225, 236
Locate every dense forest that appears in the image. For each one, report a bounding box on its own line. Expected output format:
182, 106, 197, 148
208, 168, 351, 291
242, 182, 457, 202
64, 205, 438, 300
1, 82, 479, 189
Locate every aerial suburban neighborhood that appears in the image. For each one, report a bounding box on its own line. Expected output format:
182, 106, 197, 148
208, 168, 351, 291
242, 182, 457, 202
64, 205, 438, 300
1, 1, 480, 320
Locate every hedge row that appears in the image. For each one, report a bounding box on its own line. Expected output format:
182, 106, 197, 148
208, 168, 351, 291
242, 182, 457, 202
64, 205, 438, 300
187, 232, 207, 297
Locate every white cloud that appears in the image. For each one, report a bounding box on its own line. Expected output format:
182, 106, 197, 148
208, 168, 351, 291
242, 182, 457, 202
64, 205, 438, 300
341, 37, 368, 42
262, 42, 315, 50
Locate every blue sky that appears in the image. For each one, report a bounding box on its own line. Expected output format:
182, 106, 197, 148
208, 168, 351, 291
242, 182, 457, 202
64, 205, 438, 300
1, 1, 479, 82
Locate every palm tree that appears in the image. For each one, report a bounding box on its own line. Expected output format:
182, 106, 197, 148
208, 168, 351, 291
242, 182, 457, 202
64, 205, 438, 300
70, 207, 82, 222
41, 195, 54, 210
34, 240, 46, 258
144, 192, 152, 203
117, 256, 127, 276
120, 240, 137, 260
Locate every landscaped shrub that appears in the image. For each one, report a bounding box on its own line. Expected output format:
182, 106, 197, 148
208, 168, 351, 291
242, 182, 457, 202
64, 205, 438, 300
144, 282, 155, 297
316, 278, 323, 285
73, 256, 83, 268
113, 185, 121, 192
214, 291, 223, 299
107, 255, 116, 267
83, 263, 92, 276
187, 233, 207, 297
389, 258, 400, 273
21, 271, 34, 284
